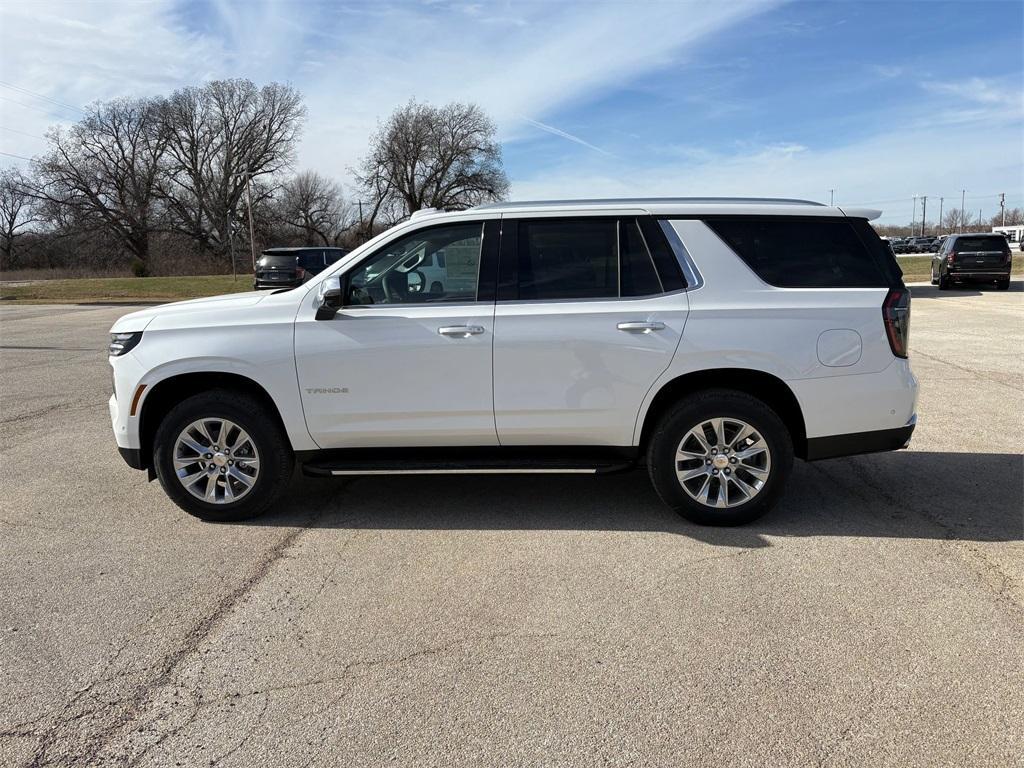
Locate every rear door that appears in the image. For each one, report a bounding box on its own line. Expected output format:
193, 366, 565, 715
492, 216, 689, 446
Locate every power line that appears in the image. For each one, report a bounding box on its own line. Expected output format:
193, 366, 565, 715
0, 125, 45, 140
0, 94, 64, 117
0, 80, 86, 115
0, 150, 33, 161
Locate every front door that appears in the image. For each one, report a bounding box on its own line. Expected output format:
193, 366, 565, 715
295, 219, 499, 448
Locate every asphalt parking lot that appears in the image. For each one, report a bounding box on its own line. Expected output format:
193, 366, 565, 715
1, 283, 1022, 767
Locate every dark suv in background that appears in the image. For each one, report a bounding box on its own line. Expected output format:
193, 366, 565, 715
254, 247, 349, 290
931, 234, 1012, 290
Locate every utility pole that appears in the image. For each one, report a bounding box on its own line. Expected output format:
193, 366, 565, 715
830, 189, 834, 206
1000, 192, 1006, 226
912, 196, 918, 235
920, 196, 928, 236
979, 208, 982, 230
960, 189, 966, 232
937, 197, 944, 234
358, 199, 365, 243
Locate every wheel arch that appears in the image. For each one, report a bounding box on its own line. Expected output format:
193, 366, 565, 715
138, 371, 292, 474
637, 368, 808, 459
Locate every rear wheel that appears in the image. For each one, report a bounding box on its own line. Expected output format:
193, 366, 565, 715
997, 278, 1010, 290
647, 390, 794, 526
930, 264, 939, 285
153, 390, 293, 522
938, 269, 950, 290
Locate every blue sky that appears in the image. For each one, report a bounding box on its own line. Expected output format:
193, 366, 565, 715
1, 0, 1021, 224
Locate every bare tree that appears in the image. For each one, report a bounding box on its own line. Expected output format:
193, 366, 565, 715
990, 207, 1023, 227
0, 167, 40, 268
356, 100, 509, 229
275, 170, 353, 245
159, 79, 306, 258
30, 97, 168, 266
941, 207, 981, 233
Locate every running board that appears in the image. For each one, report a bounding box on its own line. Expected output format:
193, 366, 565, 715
299, 447, 637, 478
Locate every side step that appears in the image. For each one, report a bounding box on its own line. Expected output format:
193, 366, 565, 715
300, 446, 637, 478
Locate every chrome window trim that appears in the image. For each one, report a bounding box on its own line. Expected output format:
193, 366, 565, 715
659, 220, 704, 290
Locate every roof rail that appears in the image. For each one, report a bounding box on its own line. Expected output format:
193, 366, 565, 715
472, 197, 826, 210
409, 207, 440, 219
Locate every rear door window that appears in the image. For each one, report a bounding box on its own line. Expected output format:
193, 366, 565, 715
706, 218, 892, 288
515, 219, 618, 300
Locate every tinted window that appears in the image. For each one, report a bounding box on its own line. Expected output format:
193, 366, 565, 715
620, 220, 663, 296
708, 218, 890, 288
517, 219, 617, 300
955, 236, 1009, 252
346, 223, 482, 305
298, 251, 325, 269
258, 254, 296, 269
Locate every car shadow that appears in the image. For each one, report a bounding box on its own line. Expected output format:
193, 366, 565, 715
910, 279, 1022, 298
250, 450, 1024, 547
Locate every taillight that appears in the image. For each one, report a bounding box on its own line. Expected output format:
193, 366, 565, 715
296, 266, 306, 279
947, 250, 956, 264
883, 288, 910, 359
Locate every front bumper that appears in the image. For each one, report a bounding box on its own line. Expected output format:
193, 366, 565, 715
118, 446, 145, 469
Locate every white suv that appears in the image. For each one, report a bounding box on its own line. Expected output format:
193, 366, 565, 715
109, 198, 917, 526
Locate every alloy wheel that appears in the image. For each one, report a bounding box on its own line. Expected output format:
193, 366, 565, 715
675, 417, 772, 508
173, 418, 260, 504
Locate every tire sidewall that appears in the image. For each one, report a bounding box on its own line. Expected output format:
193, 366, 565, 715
154, 392, 292, 522
648, 391, 794, 526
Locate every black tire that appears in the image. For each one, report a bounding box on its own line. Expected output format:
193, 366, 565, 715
996, 278, 1010, 290
938, 270, 950, 290
930, 265, 938, 286
153, 389, 293, 522
646, 389, 794, 526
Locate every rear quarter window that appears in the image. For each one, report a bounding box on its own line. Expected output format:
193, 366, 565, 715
706, 218, 893, 288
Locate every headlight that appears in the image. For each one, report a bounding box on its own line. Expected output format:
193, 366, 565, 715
109, 331, 143, 357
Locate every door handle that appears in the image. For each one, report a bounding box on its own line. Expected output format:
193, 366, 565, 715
438, 325, 485, 337
616, 321, 665, 333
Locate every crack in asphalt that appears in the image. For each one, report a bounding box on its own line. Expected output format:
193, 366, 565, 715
811, 459, 1024, 621
910, 348, 1022, 394
17, 485, 348, 768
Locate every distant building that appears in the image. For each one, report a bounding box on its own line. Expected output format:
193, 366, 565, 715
991, 224, 1024, 245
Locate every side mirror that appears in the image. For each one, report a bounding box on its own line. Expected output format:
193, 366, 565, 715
314, 276, 343, 320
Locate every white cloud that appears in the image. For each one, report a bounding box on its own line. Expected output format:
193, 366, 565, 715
510, 115, 1024, 223
1, 0, 777, 180
922, 76, 1011, 105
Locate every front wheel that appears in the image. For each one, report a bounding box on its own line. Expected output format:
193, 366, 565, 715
647, 390, 794, 526
153, 390, 294, 521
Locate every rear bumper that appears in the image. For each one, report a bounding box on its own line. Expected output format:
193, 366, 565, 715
947, 269, 1010, 280
806, 415, 916, 461
254, 278, 302, 290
